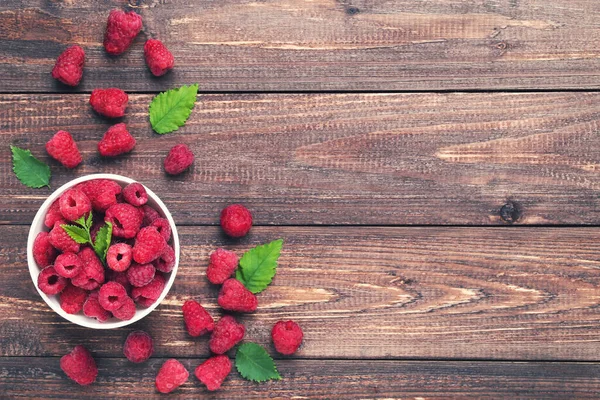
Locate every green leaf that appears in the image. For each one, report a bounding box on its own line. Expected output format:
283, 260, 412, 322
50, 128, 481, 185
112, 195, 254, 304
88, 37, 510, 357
93, 222, 112, 263
235, 343, 281, 382
85, 212, 93, 230
61, 224, 90, 244
149, 84, 199, 134
236, 239, 283, 293
10, 146, 51, 188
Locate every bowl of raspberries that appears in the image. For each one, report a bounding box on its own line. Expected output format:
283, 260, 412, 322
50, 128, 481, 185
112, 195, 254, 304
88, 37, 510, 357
27, 173, 179, 329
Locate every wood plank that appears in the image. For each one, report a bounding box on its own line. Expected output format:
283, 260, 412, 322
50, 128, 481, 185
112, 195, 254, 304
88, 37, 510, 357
1, 0, 599, 91
2, 93, 600, 225
3, 225, 600, 360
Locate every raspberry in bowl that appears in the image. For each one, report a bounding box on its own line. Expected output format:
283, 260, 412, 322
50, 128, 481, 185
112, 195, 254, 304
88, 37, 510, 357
27, 174, 179, 329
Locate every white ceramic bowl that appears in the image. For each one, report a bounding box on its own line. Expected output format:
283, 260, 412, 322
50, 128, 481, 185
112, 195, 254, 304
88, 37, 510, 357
27, 174, 180, 329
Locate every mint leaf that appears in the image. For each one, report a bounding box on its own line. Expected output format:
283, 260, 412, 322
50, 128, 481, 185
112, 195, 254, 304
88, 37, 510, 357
93, 222, 112, 263
235, 343, 281, 382
236, 239, 283, 294
149, 84, 198, 134
10, 146, 51, 188
61, 224, 90, 244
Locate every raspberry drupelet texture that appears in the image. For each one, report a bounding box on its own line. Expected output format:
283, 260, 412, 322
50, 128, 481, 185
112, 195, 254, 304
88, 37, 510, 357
220, 204, 253, 238
98, 281, 129, 311
33, 231, 58, 268
132, 274, 165, 307
89, 88, 129, 118
60, 283, 87, 314
156, 359, 189, 394
71, 247, 105, 290
153, 245, 175, 273
127, 263, 156, 287
103, 9, 142, 55
83, 291, 111, 322
106, 243, 133, 272
123, 182, 148, 206
51, 45, 85, 86
144, 39, 175, 77
182, 300, 214, 337
78, 179, 122, 212
105, 203, 143, 239
133, 226, 166, 264
209, 315, 245, 354
49, 221, 80, 253
37, 266, 68, 295
195, 355, 231, 391
46, 130, 82, 169
44, 200, 64, 229
164, 144, 194, 175
206, 249, 238, 284
150, 218, 171, 242
54, 252, 83, 278
60, 345, 98, 386
113, 297, 136, 320
123, 330, 154, 363
140, 204, 160, 226
98, 123, 136, 157
107, 270, 131, 294
218, 278, 258, 313
58, 188, 91, 221
271, 320, 304, 355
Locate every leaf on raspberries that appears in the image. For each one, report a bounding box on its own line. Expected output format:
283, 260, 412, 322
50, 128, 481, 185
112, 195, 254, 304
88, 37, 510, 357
235, 342, 281, 382
93, 222, 112, 263
10, 145, 51, 188
61, 224, 90, 244
149, 83, 199, 134
236, 239, 283, 294
85, 212, 93, 230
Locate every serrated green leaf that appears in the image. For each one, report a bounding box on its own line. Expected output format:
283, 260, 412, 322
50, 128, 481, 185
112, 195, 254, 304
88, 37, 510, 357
85, 212, 93, 230
10, 146, 51, 188
61, 224, 90, 244
236, 239, 283, 294
149, 84, 199, 134
93, 222, 112, 263
235, 343, 281, 382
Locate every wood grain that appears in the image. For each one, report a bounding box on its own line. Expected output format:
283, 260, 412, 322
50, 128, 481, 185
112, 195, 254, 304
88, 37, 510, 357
2, 93, 600, 225
1, 0, 600, 91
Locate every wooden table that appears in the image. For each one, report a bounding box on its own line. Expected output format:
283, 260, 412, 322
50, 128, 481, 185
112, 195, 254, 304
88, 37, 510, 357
2, 0, 600, 398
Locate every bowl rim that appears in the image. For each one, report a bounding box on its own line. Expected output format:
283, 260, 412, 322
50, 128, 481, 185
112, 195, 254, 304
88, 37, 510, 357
27, 173, 180, 329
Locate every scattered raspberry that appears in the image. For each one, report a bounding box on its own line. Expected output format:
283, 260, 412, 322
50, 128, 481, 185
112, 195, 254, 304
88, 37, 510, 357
195, 355, 231, 391
182, 300, 214, 337
132, 274, 165, 307
58, 188, 91, 221
271, 320, 303, 355
220, 204, 253, 238
51, 45, 85, 86
48, 221, 80, 253
44, 200, 63, 229
132, 226, 166, 264
78, 179, 122, 212
71, 247, 105, 290
155, 359, 189, 394
60, 283, 87, 314
103, 9, 142, 55
123, 331, 154, 363
127, 263, 156, 287
60, 345, 97, 386
98, 123, 136, 157
123, 182, 148, 206
83, 291, 111, 322
45, 130, 82, 169
218, 278, 258, 313
140, 204, 161, 226
106, 243, 133, 272
54, 252, 83, 279
105, 203, 143, 239
113, 297, 136, 321
153, 245, 175, 273
33, 231, 58, 268
206, 249, 238, 285
98, 281, 129, 311
37, 266, 67, 295
144, 39, 174, 77
89, 88, 128, 118
209, 315, 245, 354
150, 218, 171, 242
164, 144, 194, 175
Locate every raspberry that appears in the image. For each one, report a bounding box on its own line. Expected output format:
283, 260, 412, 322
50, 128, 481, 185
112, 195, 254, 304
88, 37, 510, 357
71, 247, 105, 290
44, 200, 63, 229
37, 266, 67, 295
123, 331, 153, 363
89, 88, 128, 118
153, 245, 175, 273
98, 281, 128, 311
33, 231, 58, 268
164, 144, 194, 175
123, 182, 148, 206
58, 188, 91, 221
206, 249, 238, 285
132, 274, 165, 307
209, 316, 245, 354
45, 130, 82, 169
54, 252, 83, 278
105, 203, 143, 239
182, 300, 214, 337
48, 221, 80, 253
195, 355, 231, 391
127, 263, 155, 287
220, 204, 252, 238
150, 218, 171, 242
218, 278, 258, 313
107, 270, 132, 295
98, 123, 136, 157
83, 291, 111, 322
132, 226, 166, 264
144, 39, 174, 77
271, 320, 303, 355
60, 283, 87, 314
140, 204, 160, 226
60, 346, 97, 386
155, 359, 189, 394
51, 45, 85, 86
113, 297, 136, 320
106, 243, 133, 272
103, 9, 142, 55
78, 179, 122, 212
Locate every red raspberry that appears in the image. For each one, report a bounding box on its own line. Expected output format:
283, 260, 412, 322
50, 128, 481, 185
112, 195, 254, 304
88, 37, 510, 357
209, 316, 245, 354
155, 359, 189, 394
127, 263, 155, 287
51, 45, 85, 86
33, 231, 58, 268
150, 218, 171, 242
58, 188, 91, 221
106, 243, 133, 272
60, 345, 97, 386
132, 274, 165, 307
89, 88, 128, 118
45, 130, 82, 169
123, 331, 153, 363
133, 226, 166, 264
218, 278, 258, 313
123, 182, 148, 206
37, 266, 67, 295
182, 300, 214, 337
206, 249, 238, 284
113, 297, 136, 320
105, 203, 143, 239
103, 9, 142, 55
71, 247, 105, 290
44, 200, 63, 229
220, 204, 252, 238
140, 204, 160, 226
271, 320, 303, 355
153, 245, 175, 273
98, 123, 136, 157
60, 283, 87, 314
48, 221, 80, 253
164, 144, 194, 175
83, 291, 111, 322
107, 270, 132, 295
98, 281, 129, 311
78, 179, 122, 212
195, 355, 231, 391
144, 39, 174, 77
54, 252, 83, 278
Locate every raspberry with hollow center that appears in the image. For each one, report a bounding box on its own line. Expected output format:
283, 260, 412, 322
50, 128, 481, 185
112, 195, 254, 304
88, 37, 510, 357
271, 320, 304, 355
150, 218, 171, 242
209, 315, 245, 354
123, 330, 154, 363
89, 88, 129, 118
153, 245, 175, 273
218, 278, 258, 313
52, 45, 85, 87
54, 252, 83, 278
46, 130, 82, 169
155, 359, 189, 394
33, 231, 58, 268
182, 300, 214, 337
38, 266, 68, 295
195, 355, 231, 391
127, 263, 156, 287
98, 281, 129, 311
220, 204, 253, 238
60, 345, 97, 386
107, 243, 133, 272
206, 248, 238, 284
123, 182, 148, 206
59, 188, 91, 221
105, 203, 143, 239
